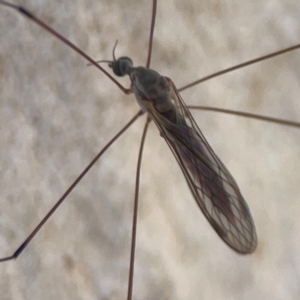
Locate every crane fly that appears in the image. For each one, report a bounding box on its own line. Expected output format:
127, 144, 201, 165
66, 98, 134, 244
1, 0, 300, 299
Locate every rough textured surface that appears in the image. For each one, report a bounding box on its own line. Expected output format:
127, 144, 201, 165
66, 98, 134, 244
1, 0, 300, 299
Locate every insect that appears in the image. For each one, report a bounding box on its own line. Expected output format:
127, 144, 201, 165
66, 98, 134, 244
1, 0, 300, 299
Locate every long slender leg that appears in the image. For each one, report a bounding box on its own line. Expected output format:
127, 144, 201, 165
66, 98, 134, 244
187, 106, 300, 128
127, 117, 151, 300
146, 0, 157, 68
0, 111, 143, 262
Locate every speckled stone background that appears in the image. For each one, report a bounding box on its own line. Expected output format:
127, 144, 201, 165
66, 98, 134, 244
1, 0, 300, 299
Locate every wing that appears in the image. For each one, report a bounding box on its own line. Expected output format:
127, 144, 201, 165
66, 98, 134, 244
142, 77, 257, 254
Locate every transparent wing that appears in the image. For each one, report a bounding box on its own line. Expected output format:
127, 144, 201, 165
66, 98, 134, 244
142, 77, 257, 254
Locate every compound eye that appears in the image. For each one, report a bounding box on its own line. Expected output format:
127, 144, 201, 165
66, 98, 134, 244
110, 56, 133, 77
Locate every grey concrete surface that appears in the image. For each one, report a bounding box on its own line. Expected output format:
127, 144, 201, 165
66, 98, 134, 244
1, 0, 300, 299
